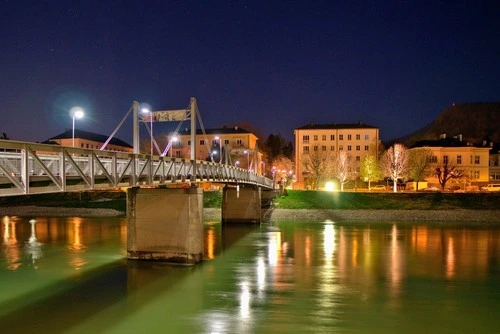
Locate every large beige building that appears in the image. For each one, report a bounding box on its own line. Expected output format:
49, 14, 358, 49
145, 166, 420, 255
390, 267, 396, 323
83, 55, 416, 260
410, 135, 491, 188
168, 126, 263, 174
294, 122, 380, 189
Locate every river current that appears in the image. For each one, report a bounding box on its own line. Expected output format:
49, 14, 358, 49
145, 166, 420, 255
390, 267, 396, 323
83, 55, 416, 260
1, 215, 499, 333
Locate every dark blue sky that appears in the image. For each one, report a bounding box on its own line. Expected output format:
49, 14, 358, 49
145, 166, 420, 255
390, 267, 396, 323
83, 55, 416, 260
1, 0, 499, 144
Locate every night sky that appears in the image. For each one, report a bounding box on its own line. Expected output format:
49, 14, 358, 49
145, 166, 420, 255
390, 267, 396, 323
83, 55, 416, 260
1, 1, 499, 145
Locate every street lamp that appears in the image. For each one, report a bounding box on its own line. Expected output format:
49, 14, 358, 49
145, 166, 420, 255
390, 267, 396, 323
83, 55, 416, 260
215, 136, 222, 163
235, 161, 240, 167
70, 107, 84, 147
141, 107, 152, 156
244, 150, 249, 171
171, 136, 178, 158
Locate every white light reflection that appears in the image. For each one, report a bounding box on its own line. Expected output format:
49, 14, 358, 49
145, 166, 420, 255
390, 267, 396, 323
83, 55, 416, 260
318, 222, 339, 314
257, 256, 266, 296
324, 223, 335, 261
25, 219, 43, 267
267, 232, 281, 266
239, 281, 251, 319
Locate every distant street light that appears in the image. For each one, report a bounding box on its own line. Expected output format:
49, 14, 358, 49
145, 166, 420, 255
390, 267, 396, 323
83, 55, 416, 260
70, 107, 84, 147
244, 150, 250, 171
235, 161, 240, 167
171, 136, 178, 158
141, 107, 152, 156
215, 136, 222, 163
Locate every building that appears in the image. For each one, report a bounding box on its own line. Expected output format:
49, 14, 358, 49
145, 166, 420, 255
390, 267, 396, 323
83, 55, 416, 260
46, 129, 133, 152
294, 122, 380, 189
489, 143, 500, 182
167, 126, 264, 174
410, 134, 491, 189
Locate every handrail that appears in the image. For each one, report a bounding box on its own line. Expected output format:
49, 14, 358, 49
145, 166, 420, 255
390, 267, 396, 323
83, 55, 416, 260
0, 139, 274, 196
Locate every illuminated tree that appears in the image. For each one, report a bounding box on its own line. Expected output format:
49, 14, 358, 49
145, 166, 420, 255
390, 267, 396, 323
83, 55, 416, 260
331, 151, 353, 191
435, 160, 465, 190
271, 155, 294, 187
360, 154, 382, 189
408, 148, 434, 190
301, 145, 334, 190
380, 143, 409, 192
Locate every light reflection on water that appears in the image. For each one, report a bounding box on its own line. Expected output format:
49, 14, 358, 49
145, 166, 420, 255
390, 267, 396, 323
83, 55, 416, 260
1, 216, 500, 333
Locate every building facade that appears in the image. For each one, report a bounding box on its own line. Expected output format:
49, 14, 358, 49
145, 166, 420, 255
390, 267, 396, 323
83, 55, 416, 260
167, 127, 264, 174
46, 129, 133, 152
410, 136, 491, 189
294, 123, 380, 189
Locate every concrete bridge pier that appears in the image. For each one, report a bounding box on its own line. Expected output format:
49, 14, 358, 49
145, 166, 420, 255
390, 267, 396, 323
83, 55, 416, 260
127, 187, 204, 264
222, 184, 262, 223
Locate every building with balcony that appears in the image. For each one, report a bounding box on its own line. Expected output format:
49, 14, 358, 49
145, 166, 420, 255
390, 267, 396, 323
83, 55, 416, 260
294, 122, 381, 189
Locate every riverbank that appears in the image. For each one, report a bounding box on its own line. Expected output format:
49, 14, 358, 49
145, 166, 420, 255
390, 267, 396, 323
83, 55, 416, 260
3, 206, 500, 223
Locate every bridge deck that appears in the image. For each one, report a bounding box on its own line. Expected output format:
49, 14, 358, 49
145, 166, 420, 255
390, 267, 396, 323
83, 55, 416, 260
0, 139, 273, 196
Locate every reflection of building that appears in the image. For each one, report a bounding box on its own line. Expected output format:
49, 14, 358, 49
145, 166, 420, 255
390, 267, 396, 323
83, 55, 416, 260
168, 127, 264, 174
45, 129, 133, 152
410, 134, 491, 187
293, 122, 380, 189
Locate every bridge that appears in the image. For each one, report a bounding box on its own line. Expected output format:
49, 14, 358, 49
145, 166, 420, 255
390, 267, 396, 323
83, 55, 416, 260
1, 97, 276, 265
0, 139, 273, 196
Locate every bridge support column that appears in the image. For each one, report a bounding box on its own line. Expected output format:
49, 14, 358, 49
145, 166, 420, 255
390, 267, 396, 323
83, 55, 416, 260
127, 187, 204, 264
221, 185, 261, 223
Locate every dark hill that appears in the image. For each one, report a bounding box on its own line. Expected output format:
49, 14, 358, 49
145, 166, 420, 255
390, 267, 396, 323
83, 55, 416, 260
397, 102, 500, 147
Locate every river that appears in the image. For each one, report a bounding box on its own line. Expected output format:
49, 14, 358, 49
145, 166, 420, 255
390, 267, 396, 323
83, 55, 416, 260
1, 215, 500, 333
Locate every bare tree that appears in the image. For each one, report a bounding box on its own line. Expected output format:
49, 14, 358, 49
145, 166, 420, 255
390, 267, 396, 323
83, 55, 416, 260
380, 143, 409, 192
333, 151, 352, 191
408, 148, 434, 190
301, 145, 334, 189
360, 154, 382, 189
435, 160, 465, 190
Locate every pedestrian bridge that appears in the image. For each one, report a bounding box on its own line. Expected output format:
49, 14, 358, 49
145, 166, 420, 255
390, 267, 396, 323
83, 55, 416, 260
0, 139, 273, 197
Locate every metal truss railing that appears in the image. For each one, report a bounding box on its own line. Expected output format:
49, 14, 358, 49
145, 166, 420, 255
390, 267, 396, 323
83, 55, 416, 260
0, 140, 273, 197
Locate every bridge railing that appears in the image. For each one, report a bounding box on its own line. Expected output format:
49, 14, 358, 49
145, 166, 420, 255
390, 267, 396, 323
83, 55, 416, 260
0, 139, 273, 196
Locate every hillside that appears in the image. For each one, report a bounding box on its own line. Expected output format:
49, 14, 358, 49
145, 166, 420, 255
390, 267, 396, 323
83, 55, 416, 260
399, 102, 500, 147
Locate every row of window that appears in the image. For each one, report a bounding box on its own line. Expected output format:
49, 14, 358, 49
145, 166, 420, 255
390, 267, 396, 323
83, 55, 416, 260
302, 134, 370, 142
428, 155, 481, 165
303, 145, 370, 152
79, 143, 129, 152
184, 139, 243, 146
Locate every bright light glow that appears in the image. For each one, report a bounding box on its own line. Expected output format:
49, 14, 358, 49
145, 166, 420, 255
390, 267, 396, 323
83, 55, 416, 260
70, 107, 84, 119
141, 107, 150, 113
325, 181, 336, 191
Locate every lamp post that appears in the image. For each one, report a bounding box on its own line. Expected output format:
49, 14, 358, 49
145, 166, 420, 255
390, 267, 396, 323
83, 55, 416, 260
141, 107, 152, 156
244, 150, 249, 171
171, 136, 178, 158
261, 161, 265, 176
70, 107, 84, 147
215, 136, 222, 163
